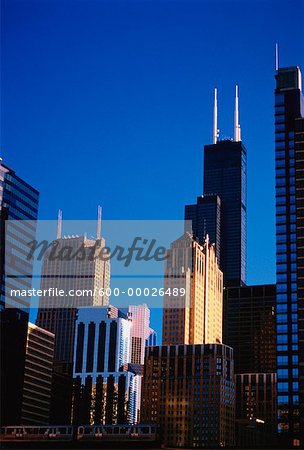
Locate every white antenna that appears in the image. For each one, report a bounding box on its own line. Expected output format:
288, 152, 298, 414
275, 43, 279, 71
234, 85, 241, 142
97, 205, 102, 240
213, 88, 218, 144
56, 209, 62, 239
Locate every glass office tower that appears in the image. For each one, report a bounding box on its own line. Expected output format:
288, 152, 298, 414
0, 161, 39, 309
275, 66, 304, 447
202, 140, 247, 286
0, 160, 39, 425
185, 194, 221, 265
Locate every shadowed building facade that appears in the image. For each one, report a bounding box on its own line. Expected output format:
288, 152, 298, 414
236, 373, 277, 435
224, 284, 277, 437
223, 284, 276, 374
185, 194, 221, 264
21, 323, 54, 425
274, 65, 304, 447
0, 161, 39, 426
203, 139, 247, 287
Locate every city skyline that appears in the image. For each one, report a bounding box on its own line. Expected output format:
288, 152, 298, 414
2, 0, 304, 294
1, 1, 304, 447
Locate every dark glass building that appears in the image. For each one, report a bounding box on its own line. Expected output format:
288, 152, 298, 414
236, 373, 277, 447
223, 284, 276, 374
0, 161, 39, 309
185, 194, 221, 264
274, 66, 304, 447
224, 284, 277, 440
236, 373, 277, 434
0, 160, 39, 426
203, 140, 247, 286
185, 89, 246, 287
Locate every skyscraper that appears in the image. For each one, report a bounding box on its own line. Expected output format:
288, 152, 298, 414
0, 160, 39, 426
185, 88, 247, 287
185, 194, 221, 264
21, 323, 55, 425
141, 343, 235, 448
128, 304, 152, 365
72, 306, 141, 425
274, 64, 304, 447
36, 217, 110, 365
0, 160, 39, 309
224, 283, 277, 440
223, 284, 276, 374
162, 233, 223, 346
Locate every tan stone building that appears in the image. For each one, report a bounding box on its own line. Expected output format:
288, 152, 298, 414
162, 232, 223, 346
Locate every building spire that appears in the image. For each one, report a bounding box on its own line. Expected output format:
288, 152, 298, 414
275, 43, 279, 71
97, 205, 102, 240
213, 88, 218, 144
56, 209, 62, 239
234, 85, 241, 142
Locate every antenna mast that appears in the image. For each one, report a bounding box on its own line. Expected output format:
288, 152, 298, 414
213, 88, 218, 144
97, 205, 102, 240
57, 209, 62, 239
275, 43, 279, 71
234, 85, 241, 142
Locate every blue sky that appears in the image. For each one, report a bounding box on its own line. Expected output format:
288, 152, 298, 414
2, 0, 304, 337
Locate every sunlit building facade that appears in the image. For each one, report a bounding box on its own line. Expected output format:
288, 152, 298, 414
128, 304, 151, 365
162, 233, 223, 346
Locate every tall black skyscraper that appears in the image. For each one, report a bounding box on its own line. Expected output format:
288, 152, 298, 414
185, 87, 247, 286
275, 65, 304, 447
185, 194, 221, 264
0, 160, 39, 425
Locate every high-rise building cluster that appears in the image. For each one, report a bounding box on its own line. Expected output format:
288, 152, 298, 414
0, 57, 303, 449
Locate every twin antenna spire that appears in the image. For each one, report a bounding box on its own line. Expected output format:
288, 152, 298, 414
213, 85, 241, 143
56, 205, 103, 240
213, 44, 280, 144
